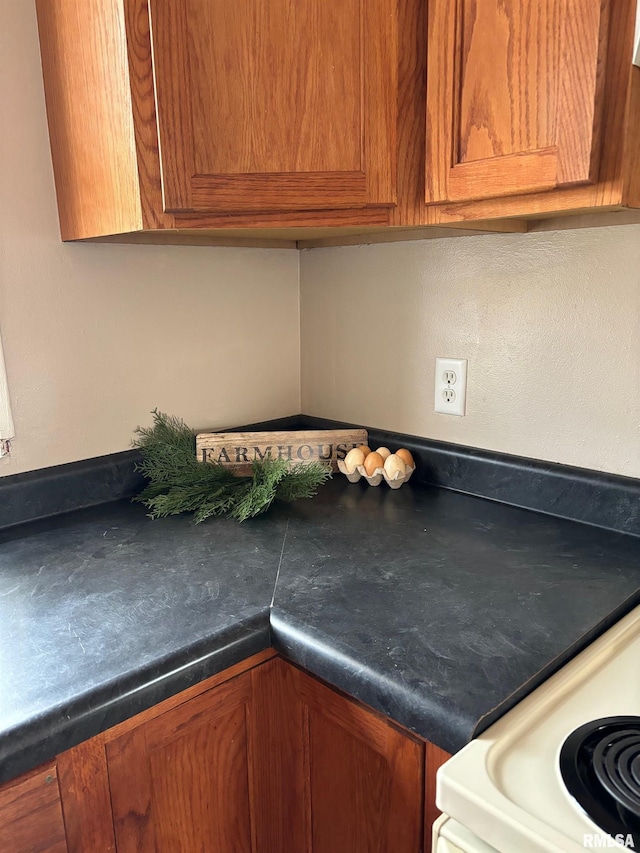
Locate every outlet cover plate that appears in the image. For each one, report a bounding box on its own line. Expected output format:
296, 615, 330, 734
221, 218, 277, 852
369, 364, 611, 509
435, 358, 467, 416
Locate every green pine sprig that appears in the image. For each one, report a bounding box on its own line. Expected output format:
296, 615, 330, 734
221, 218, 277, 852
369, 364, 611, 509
132, 410, 331, 523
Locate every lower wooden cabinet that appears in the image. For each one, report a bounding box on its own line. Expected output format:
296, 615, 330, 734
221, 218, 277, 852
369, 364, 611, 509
1, 651, 450, 852
284, 659, 424, 853
0, 762, 67, 853
107, 672, 257, 852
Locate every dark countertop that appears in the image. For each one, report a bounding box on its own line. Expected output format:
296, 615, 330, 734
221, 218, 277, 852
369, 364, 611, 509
1, 478, 639, 782
0, 502, 286, 784
272, 482, 640, 753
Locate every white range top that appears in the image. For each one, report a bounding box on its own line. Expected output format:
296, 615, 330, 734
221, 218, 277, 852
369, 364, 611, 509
435, 605, 640, 852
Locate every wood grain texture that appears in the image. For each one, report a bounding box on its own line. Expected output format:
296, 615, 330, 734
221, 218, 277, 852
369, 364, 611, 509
196, 429, 368, 473
147, 0, 192, 212
188, 0, 361, 175
57, 737, 116, 853
172, 207, 391, 230
48, 651, 446, 853
148, 0, 397, 213
424, 742, 452, 853
425, 0, 458, 206
102, 648, 276, 743
36, 0, 640, 240
622, 66, 640, 208
36, 0, 143, 240
447, 149, 559, 202
389, 0, 427, 227
364, 0, 398, 205
106, 673, 255, 853
427, 0, 638, 223
122, 0, 173, 230
37, 0, 401, 237
86, 219, 526, 249
426, 0, 610, 204
190, 172, 369, 212
250, 659, 309, 853
292, 665, 424, 853
457, 1, 559, 160
0, 763, 67, 853
555, 0, 609, 186
33, 659, 274, 851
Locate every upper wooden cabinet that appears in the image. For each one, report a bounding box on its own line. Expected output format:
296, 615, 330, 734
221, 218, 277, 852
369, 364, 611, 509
36, 0, 403, 244
426, 0, 610, 203
149, 0, 397, 214
424, 0, 640, 224
35, 0, 640, 246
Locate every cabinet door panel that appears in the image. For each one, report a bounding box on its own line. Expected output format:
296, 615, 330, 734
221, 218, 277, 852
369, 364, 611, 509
426, 0, 609, 203
297, 671, 424, 853
148, 0, 398, 213
307, 710, 396, 853
0, 764, 67, 853
250, 658, 310, 852
106, 674, 255, 853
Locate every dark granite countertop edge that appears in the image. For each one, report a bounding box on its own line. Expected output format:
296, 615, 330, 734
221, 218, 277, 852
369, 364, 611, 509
0, 611, 270, 786
270, 587, 640, 755
4, 581, 640, 782
269, 611, 475, 754
472, 589, 640, 739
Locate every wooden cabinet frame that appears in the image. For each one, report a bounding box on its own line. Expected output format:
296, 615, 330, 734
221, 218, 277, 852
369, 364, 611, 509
424, 0, 640, 227
36, 0, 640, 246
426, 0, 611, 204
34, 650, 451, 853
148, 0, 398, 214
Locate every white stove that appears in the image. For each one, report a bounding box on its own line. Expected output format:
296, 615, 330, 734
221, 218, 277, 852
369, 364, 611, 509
433, 605, 640, 852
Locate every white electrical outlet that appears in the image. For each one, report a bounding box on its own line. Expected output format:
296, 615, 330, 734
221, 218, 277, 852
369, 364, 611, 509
434, 358, 467, 416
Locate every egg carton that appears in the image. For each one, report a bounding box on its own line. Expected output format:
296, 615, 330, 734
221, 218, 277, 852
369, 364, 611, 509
336, 460, 416, 490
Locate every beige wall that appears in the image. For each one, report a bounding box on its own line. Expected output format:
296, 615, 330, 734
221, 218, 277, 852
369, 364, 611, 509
3, 2, 639, 482
0, 0, 300, 476
300, 228, 640, 478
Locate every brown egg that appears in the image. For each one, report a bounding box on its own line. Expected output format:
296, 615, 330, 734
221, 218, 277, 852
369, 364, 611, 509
356, 444, 371, 458
344, 447, 365, 473
374, 446, 391, 460
384, 453, 406, 479
396, 448, 415, 469
364, 451, 384, 476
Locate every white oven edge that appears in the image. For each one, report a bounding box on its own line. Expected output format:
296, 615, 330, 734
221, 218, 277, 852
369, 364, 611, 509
434, 606, 640, 853
433, 814, 499, 853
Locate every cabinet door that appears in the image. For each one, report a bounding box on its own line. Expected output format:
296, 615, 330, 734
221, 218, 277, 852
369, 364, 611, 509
426, 0, 610, 204
147, 0, 398, 214
293, 665, 424, 853
0, 763, 67, 853
106, 672, 256, 853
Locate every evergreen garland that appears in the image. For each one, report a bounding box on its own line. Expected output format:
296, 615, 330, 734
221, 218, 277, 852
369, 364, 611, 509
132, 410, 331, 523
